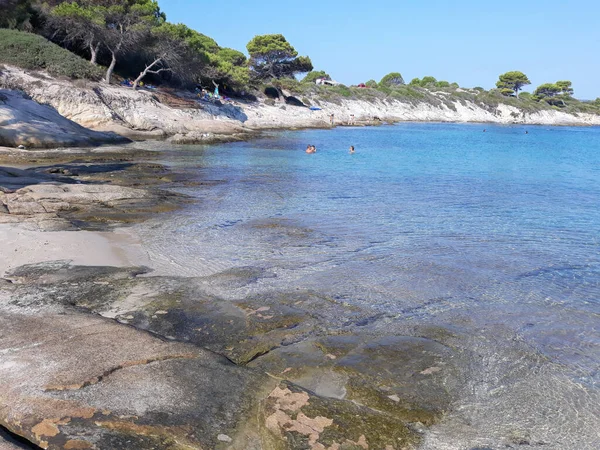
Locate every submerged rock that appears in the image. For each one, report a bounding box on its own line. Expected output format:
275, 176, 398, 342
0, 261, 439, 449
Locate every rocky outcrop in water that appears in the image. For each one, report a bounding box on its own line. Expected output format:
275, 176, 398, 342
0, 159, 188, 231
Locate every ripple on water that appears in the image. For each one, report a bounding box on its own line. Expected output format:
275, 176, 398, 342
135, 124, 600, 448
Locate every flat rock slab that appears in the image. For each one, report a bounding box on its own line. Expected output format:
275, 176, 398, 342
0, 311, 274, 449
0, 262, 430, 449
0, 171, 187, 230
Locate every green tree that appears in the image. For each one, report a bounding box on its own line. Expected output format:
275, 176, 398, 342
0, 0, 33, 29
47, 0, 166, 83
420, 76, 437, 86
533, 83, 562, 105
246, 34, 313, 80
409, 77, 421, 86
379, 72, 405, 86
302, 70, 330, 83
365, 79, 378, 88
436, 80, 450, 88
555, 80, 574, 96
496, 71, 530, 97
157, 22, 249, 89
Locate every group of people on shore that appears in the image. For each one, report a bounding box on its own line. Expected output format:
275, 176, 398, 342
306, 145, 355, 154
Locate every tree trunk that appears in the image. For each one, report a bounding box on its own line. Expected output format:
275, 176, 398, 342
133, 57, 164, 89
104, 50, 117, 84
89, 42, 100, 66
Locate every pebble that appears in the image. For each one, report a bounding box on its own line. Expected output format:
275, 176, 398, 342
217, 434, 232, 442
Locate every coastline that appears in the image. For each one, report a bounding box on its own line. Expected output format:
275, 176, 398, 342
2, 65, 600, 150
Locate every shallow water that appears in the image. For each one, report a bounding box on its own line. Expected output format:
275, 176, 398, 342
135, 123, 600, 449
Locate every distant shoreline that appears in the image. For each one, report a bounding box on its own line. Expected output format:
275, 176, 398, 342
2, 65, 600, 149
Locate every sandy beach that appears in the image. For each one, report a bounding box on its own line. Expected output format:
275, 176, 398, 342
0, 224, 150, 278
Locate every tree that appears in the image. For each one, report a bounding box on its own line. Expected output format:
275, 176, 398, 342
47, 1, 107, 65
379, 72, 405, 87
246, 34, 313, 80
533, 83, 562, 105
157, 22, 249, 90
47, 0, 166, 83
365, 79, 377, 88
131, 28, 194, 88
0, 0, 33, 29
436, 80, 450, 88
409, 77, 421, 86
302, 70, 330, 84
420, 76, 437, 86
496, 71, 530, 97
555, 80, 574, 96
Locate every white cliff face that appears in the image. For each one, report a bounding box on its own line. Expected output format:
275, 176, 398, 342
244, 97, 600, 128
0, 88, 127, 148
1, 65, 599, 148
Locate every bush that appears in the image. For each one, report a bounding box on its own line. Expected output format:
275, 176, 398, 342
302, 70, 330, 84
379, 72, 405, 87
0, 29, 103, 80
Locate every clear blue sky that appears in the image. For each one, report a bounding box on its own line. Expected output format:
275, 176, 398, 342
161, 0, 600, 99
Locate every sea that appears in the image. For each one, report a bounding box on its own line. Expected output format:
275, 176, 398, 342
133, 123, 600, 449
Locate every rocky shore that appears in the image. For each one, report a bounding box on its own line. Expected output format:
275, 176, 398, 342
0, 147, 453, 449
2, 65, 600, 149
2, 66, 599, 450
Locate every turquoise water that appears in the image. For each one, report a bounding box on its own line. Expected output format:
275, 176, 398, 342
137, 123, 600, 448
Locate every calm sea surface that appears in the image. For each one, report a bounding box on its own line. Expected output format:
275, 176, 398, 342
135, 123, 600, 448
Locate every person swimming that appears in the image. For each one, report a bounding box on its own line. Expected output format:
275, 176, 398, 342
306, 145, 316, 154
349, 145, 355, 154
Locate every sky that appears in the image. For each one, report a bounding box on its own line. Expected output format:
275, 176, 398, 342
160, 0, 600, 99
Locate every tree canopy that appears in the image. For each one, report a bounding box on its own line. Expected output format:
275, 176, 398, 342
533, 81, 573, 106
247, 34, 313, 80
496, 71, 530, 97
555, 80, 574, 96
46, 0, 166, 83
302, 70, 330, 84
379, 72, 405, 86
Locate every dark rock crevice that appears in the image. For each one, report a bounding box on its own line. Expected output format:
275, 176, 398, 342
0, 424, 43, 450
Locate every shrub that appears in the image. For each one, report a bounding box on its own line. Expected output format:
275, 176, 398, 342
380, 72, 405, 87
365, 79, 377, 88
0, 29, 103, 80
302, 70, 330, 83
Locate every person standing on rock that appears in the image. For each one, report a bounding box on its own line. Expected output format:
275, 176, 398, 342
330, 114, 335, 126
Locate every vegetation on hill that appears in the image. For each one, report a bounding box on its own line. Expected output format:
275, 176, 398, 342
0, 28, 103, 79
0, 0, 598, 116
